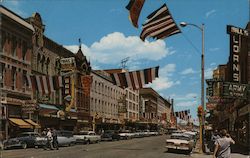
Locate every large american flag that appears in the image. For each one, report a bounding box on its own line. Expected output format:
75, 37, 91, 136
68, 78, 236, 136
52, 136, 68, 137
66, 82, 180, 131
140, 4, 181, 41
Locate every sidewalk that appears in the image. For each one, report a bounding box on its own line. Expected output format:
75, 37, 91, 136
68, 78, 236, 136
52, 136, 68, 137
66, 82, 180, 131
191, 140, 249, 158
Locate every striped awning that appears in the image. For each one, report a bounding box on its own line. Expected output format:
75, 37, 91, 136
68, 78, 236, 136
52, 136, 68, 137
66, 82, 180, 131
9, 118, 33, 129
24, 119, 41, 128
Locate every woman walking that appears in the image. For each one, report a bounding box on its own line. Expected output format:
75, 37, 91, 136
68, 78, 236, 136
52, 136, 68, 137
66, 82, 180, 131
213, 129, 235, 158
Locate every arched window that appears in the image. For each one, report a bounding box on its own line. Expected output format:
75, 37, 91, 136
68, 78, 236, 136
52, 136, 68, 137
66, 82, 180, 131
41, 55, 45, 73
46, 57, 50, 75
37, 53, 41, 71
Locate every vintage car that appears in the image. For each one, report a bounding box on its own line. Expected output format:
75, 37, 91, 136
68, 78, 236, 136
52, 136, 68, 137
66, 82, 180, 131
74, 131, 101, 144
165, 133, 194, 153
3, 132, 46, 149
101, 130, 120, 141
56, 130, 76, 146
118, 130, 135, 140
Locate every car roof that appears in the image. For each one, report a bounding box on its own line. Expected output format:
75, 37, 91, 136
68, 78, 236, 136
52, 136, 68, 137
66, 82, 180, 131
171, 133, 191, 137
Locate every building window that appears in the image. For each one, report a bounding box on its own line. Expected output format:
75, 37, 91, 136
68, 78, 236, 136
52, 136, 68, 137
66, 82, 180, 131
46, 58, 50, 75
11, 36, 17, 57
41, 55, 45, 73
22, 41, 27, 60
23, 70, 27, 92
11, 67, 17, 90
0, 63, 5, 88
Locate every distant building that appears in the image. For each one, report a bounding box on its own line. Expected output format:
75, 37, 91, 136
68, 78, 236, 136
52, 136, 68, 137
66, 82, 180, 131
90, 70, 125, 131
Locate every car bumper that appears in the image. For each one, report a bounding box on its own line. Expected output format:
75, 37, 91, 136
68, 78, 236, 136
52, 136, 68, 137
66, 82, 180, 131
75, 139, 87, 144
165, 145, 190, 150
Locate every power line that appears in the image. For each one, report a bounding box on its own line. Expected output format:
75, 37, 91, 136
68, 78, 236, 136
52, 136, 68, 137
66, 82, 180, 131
181, 32, 201, 56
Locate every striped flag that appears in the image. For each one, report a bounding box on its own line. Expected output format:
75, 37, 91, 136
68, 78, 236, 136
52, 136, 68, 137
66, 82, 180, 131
140, 4, 181, 41
126, 0, 145, 28
27, 75, 63, 95
109, 66, 159, 90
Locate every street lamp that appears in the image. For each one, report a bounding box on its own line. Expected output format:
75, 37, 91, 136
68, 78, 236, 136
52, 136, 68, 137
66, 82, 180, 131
180, 22, 205, 153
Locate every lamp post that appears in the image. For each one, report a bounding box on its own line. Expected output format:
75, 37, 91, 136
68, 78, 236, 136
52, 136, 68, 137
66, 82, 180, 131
180, 22, 205, 153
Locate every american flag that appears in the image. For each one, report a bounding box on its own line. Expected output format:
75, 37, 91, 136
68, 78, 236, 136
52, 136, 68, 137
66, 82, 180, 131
126, 0, 145, 28
140, 4, 181, 41
109, 66, 159, 90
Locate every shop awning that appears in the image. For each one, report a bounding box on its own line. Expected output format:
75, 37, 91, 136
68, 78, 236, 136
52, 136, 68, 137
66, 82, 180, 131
9, 118, 33, 129
39, 104, 59, 116
39, 104, 59, 110
25, 119, 41, 129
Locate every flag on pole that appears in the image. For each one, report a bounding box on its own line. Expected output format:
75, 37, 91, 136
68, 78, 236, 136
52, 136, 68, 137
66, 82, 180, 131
109, 66, 159, 90
140, 4, 181, 41
126, 0, 145, 28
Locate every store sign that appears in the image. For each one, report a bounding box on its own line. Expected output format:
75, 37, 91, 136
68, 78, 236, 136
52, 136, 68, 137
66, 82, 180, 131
227, 25, 249, 82
4, 97, 24, 105
206, 103, 216, 110
22, 100, 37, 114
222, 82, 248, 98
60, 57, 76, 70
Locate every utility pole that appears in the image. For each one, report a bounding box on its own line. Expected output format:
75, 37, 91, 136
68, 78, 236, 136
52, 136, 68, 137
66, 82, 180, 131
180, 22, 206, 153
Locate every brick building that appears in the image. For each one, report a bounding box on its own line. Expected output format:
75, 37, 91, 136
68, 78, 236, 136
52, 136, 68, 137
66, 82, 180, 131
0, 6, 34, 139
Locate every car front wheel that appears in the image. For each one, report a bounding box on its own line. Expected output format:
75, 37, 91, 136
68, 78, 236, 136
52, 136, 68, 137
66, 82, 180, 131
21, 142, 27, 149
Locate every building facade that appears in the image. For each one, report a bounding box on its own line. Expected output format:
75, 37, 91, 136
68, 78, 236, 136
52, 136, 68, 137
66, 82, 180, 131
207, 22, 250, 150
0, 6, 92, 138
125, 88, 139, 122
90, 70, 125, 131
0, 6, 34, 139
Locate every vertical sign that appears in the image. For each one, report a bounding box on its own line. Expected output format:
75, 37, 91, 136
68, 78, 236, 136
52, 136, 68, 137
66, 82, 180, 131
227, 25, 249, 83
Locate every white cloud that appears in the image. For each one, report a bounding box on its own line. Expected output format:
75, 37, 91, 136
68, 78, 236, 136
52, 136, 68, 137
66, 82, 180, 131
176, 100, 197, 107
180, 68, 196, 75
146, 63, 180, 91
206, 9, 216, 18
175, 93, 198, 101
205, 67, 214, 79
174, 93, 198, 107
64, 32, 174, 65
147, 77, 180, 91
210, 62, 216, 66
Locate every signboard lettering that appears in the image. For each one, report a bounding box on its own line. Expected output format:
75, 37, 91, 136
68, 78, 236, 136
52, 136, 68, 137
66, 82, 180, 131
223, 82, 248, 98
60, 57, 76, 70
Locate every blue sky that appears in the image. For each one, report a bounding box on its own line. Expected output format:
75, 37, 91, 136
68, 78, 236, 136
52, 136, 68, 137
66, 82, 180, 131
3, 0, 249, 123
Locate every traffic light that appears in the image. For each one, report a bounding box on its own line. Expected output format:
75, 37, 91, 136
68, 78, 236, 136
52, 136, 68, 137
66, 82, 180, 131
197, 105, 203, 117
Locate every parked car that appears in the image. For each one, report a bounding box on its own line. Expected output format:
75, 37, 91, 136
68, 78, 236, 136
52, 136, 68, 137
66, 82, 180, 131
74, 131, 101, 144
56, 130, 76, 146
165, 133, 194, 153
118, 130, 134, 140
3, 132, 46, 149
101, 130, 120, 141
183, 131, 197, 146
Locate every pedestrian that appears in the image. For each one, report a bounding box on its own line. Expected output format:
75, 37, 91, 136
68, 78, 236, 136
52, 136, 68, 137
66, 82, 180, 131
52, 128, 59, 150
209, 130, 221, 152
213, 129, 235, 158
46, 128, 54, 150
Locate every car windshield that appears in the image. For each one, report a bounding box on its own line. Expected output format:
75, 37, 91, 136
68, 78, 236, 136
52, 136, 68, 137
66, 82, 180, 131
79, 131, 89, 135
170, 135, 190, 141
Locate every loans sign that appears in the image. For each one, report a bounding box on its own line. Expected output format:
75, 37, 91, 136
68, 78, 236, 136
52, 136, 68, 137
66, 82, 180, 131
227, 25, 248, 82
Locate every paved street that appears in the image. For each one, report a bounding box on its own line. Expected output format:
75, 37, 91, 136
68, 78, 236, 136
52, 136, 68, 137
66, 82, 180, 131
2, 135, 249, 158
2, 135, 193, 158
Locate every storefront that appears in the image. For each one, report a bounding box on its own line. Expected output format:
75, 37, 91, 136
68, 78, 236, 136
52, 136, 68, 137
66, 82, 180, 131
235, 104, 250, 149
